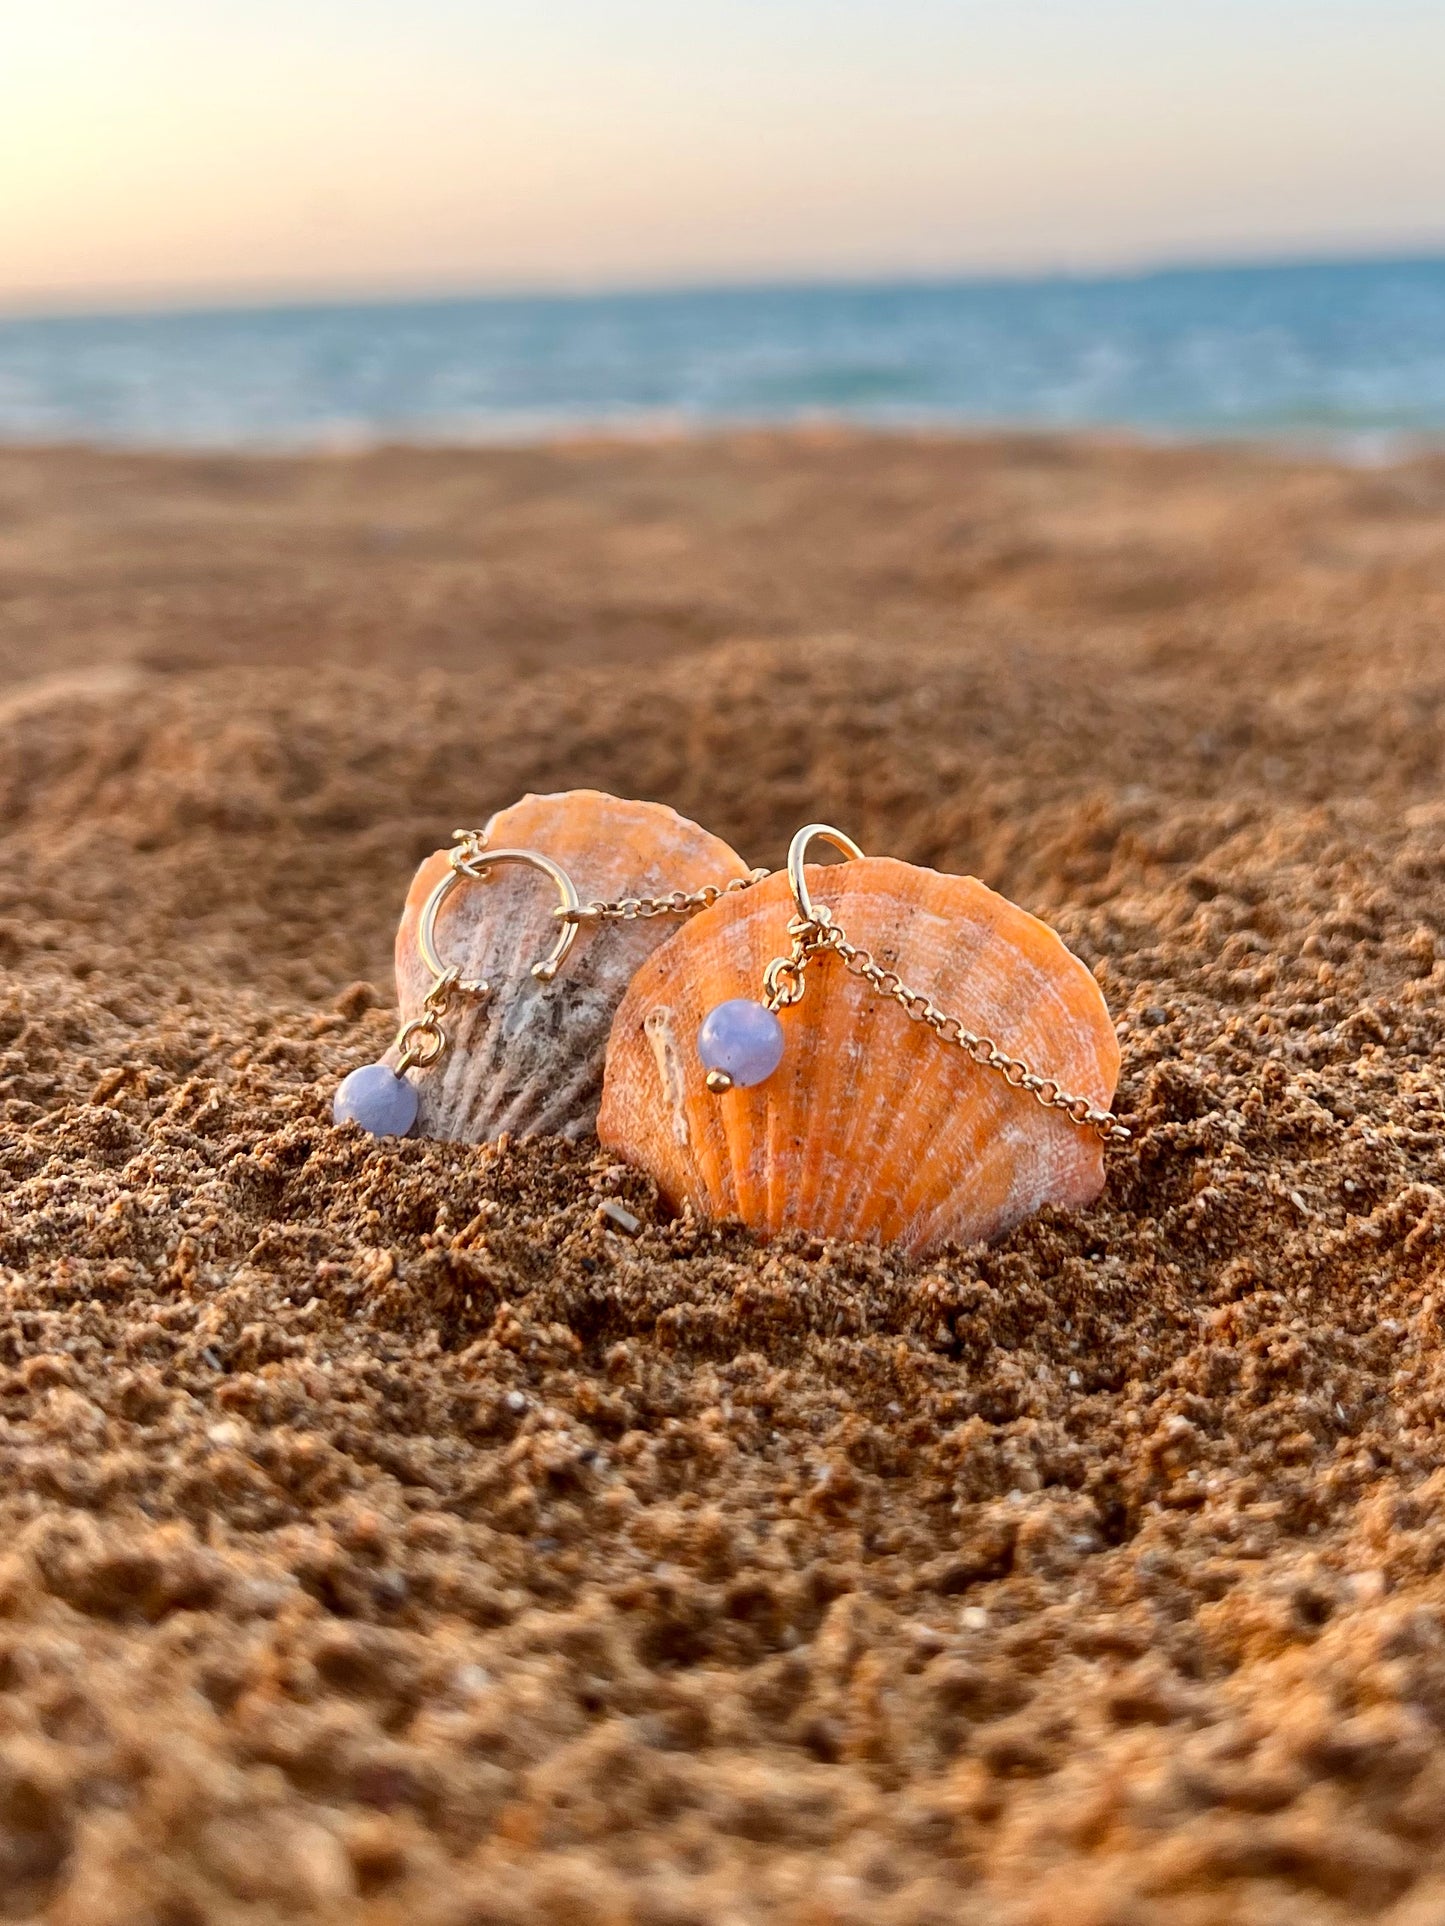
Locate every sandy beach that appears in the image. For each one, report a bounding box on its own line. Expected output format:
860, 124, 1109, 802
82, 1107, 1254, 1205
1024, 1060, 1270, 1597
4, 429, 1445, 1922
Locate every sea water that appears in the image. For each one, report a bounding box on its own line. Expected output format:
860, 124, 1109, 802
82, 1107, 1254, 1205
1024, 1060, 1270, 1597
2, 257, 1444, 449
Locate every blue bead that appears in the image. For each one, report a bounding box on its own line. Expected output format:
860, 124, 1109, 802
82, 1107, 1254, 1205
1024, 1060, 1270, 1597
333, 1062, 419, 1137
698, 998, 785, 1088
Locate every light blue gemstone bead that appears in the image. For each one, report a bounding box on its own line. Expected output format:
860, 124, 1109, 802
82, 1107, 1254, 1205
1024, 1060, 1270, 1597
333, 1062, 419, 1137
698, 998, 785, 1088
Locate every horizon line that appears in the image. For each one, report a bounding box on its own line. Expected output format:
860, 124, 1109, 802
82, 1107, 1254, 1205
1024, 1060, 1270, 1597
5, 240, 1445, 328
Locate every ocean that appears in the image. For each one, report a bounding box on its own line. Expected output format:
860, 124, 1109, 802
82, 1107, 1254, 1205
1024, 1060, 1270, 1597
2, 257, 1444, 450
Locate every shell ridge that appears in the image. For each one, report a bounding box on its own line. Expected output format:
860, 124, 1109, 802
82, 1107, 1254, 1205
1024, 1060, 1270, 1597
465, 976, 551, 1141
884, 886, 1018, 1239
524, 1046, 606, 1140
763, 880, 808, 1234
886, 876, 1109, 1242
487, 977, 608, 1137
796, 868, 891, 1239
828, 871, 947, 1241
825, 867, 966, 1242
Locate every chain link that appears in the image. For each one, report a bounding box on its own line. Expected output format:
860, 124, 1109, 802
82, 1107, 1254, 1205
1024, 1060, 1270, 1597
765, 911, 1129, 1145
394, 968, 459, 1074
561, 868, 771, 926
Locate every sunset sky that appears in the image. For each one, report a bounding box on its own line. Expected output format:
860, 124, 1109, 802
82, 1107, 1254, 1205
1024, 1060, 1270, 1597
4, 0, 1444, 312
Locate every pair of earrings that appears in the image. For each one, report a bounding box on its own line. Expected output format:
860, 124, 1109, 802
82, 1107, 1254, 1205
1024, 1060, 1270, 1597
334, 790, 1125, 1254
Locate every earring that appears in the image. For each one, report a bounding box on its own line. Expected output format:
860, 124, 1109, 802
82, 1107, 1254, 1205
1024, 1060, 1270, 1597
696, 824, 864, 1093
335, 792, 768, 1142
598, 826, 1127, 1255
332, 836, 581, 1138
703, 824, 1127, 1141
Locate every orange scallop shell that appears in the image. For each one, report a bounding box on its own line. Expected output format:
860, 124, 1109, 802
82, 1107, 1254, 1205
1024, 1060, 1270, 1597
598, 858, 1120, 1255
392, 791, 752, 1143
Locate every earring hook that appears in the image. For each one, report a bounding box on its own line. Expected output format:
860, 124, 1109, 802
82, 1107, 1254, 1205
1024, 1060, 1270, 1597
416, 844, 582, 998
785, 822, 865, 926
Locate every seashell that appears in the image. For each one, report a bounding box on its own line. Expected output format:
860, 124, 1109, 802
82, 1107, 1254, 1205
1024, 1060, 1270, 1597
597, 858, 1120, 1255
391, 790, 753, 1143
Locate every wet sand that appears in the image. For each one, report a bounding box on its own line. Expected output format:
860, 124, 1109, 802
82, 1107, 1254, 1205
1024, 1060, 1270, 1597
4, 432, 1445, 1922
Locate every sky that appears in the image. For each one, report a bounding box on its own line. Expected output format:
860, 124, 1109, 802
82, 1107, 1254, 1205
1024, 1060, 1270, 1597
4, 1, 1445, 313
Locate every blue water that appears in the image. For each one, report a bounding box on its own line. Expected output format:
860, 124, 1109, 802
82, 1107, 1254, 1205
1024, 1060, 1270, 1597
2, 258, 1445, 448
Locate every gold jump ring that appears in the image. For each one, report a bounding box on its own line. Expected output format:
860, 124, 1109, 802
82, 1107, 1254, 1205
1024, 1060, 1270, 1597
416, 847, 582, 997
785, 823, 865, 925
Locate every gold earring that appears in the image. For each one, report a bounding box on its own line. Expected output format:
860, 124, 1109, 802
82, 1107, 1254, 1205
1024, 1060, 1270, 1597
697, 823, 863, 1093
335, 819, 771, 1140
333, 834, 582, 1138
699, 822, 1127, 1143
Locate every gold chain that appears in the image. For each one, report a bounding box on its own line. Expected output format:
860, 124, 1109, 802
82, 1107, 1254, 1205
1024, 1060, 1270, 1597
394, 968, 459, 1074
560, 869, 771, 926
763, 909, 1129, 1145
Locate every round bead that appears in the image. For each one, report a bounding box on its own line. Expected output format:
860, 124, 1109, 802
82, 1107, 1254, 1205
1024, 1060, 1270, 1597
697, 998, 785, 1088
333, 1062, 419, 1137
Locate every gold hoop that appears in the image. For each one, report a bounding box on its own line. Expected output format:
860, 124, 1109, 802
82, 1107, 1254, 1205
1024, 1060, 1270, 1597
416, 846, 581, 998
786, 823, 865, 925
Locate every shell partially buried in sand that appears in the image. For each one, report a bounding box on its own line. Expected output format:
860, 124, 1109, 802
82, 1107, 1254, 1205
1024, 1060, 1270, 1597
392, 791, 753, 1142
598, 857, 1120, 1255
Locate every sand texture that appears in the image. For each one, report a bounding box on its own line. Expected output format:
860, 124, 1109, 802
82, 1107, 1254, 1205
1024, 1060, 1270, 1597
4, 432, 1445, 1922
